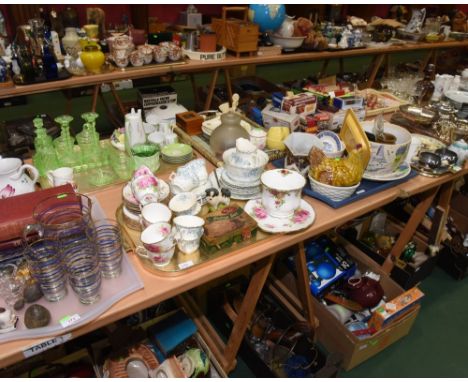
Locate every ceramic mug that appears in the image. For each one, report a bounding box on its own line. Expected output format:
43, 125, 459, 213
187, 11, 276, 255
169, 192, 201, 216
140, 202, 172, 228
261, 169, 306, 219
46, 167, 75, 188
136, 222, 175, 267
169, 172, 198, 194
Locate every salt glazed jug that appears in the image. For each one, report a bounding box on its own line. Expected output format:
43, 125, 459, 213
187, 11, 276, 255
0, 157, 39, 198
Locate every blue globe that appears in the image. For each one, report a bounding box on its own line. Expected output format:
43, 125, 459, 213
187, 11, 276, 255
248, 4, 286, 33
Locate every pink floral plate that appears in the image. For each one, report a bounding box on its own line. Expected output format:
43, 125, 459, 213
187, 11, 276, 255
244, 198, 316, 234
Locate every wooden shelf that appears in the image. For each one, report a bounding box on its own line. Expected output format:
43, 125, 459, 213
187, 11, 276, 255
1, 40, 467, 99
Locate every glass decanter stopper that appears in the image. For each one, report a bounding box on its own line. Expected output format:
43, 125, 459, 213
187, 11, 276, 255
54, 114, 77, 167
32, 116, 59, 176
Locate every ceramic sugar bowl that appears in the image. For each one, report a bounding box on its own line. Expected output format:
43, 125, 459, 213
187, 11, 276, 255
222, 138, 269, 183
261, 168, 306, 219
0, 157, 39, 198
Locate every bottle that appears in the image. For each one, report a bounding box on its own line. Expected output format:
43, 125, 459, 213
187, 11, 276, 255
209, 111, 249, 159
415, 64, 435, 106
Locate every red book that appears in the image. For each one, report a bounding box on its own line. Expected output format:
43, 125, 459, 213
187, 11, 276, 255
0, 184, 75, 242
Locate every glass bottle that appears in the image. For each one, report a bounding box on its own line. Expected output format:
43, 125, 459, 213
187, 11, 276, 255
42, 34, 58, 79
209, 111, 249, 159
54, 114, 77, 167
32, 116, 59, 176
76, 112, 101, 166
415, 64, 435, 106
16, 45, 35, 83
433, 102, 457, 143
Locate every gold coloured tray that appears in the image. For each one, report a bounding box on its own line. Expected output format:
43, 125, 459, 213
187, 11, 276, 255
115, 204, 271, 277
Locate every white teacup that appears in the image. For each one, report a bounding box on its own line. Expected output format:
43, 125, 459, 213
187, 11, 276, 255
131, 174, 160, 205
169, 192, 200, 216
176, 238, 201, 255
261, 169, 306, 219
164, 132, 178, 145
182, 159, 208, 184
169, 172, 198, 194
136, 222, 176, 267
158, 121, 171, 135
173, 215, 204, 241
148, 131, 166, 147
47, 167, 75, 187
140, 202, 172, 228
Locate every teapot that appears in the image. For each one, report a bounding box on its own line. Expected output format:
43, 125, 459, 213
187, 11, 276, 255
0, 157, 39, 198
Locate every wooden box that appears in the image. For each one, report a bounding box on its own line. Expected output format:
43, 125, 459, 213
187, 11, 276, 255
211, 6, 259, 57
176, 111, 204, 135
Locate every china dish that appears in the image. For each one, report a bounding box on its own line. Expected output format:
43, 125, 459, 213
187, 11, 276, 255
308, 175, 360, 201
244, 198, 316, 233
363, 162, 411, 181
161, 143, 193, 164
122, 180, 170, 207
271, 34, 306, 50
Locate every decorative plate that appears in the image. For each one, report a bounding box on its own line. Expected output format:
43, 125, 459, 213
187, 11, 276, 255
363, 162, 411, 181
244, 198, 316, 234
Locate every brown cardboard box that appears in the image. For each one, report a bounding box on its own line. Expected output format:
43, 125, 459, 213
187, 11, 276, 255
275, 236, 421, 370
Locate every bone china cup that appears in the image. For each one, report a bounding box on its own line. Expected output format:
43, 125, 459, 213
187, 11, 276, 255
261, 169, 306, 219
137, 222, 175, 267
140, 203, 172, 228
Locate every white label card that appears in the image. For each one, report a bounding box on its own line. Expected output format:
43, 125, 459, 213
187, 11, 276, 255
59, 314, 81, 328
178, 260, 194, 270
23, 333, 73, 358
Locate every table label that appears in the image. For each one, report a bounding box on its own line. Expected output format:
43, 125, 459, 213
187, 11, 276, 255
178, 260, 194, 270
23, 333, 73, 358
59, 314, 81, 328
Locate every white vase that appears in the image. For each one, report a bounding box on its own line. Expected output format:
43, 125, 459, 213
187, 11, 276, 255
62, 27, 80, 56
124, 108, 146, 154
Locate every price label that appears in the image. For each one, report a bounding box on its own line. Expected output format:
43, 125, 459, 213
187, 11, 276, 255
356, 189, 366, 194
178, 260, 194, 270
23, 333, 73, 358
59, 314, 81, 328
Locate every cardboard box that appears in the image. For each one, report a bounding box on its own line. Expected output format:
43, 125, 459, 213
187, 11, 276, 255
137, 86, 177, 110
261, 104, 301, 131
275, 236, 421, 370
281, 93, 317, 115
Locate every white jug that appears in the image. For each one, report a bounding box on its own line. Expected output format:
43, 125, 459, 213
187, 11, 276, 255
0, 157, 39, 198
124, 108, 146, 154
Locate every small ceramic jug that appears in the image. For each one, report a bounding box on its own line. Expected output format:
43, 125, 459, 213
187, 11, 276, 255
0, 157, 39, 198
46, 167, 75, 187
125, 108, 146, 154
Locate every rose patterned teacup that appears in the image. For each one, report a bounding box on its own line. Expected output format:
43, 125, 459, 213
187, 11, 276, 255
138, 44, 154, 64
136, 222, 176, 267
131, 172, 160, 205
260, 169, 306, 219
129, 50, 144, 67
153, 46, 168, 63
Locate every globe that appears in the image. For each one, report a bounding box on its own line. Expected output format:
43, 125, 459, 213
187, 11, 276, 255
248, 4, 286, 33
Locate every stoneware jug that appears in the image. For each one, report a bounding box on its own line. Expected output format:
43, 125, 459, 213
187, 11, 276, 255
0, 157, 39, 198
125, 108, 146, 154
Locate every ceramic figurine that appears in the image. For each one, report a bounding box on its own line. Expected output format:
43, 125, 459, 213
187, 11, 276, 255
205, 187, 231, 211
0, 307, 18, 333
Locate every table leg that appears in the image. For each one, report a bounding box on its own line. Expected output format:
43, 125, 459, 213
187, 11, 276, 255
224, 68, 233, 101
339, 57, 344, 77
177, 254, 275, 374
382, 186, 440, 273
294, 242, 318, 336
428, 180, 454, 246
91, 84, 100, 112
366, 54, 385, 88
318, 59, 329, 78
109, 82, 126, 118
189, 73, 200, 110
204, 69, 219, 111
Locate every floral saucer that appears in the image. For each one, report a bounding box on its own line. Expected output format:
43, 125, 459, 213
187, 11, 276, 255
244, 198, 316, 234
363, 162, 411, 182
122, 180, 170, 205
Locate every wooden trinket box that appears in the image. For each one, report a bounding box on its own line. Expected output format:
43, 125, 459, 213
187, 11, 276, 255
176, 111, 204, 135
201, 204, 258, 253
211, 6, 259, 57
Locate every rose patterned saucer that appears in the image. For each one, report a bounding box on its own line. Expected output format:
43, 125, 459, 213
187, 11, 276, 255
244, 198, 316, 234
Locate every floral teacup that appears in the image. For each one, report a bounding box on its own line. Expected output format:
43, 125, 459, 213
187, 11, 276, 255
260, 169, 305, 219
129, 50, 144, 67
153, 46, 168, 63
169, 192, 201, 216
181, 159, 208, 184
131, 173, 160, 205
173, 215, 204, 241
176, 238, 201, 255
136, 222, 175, 267
138, 44, 154, 64
169, 171, 198, 194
